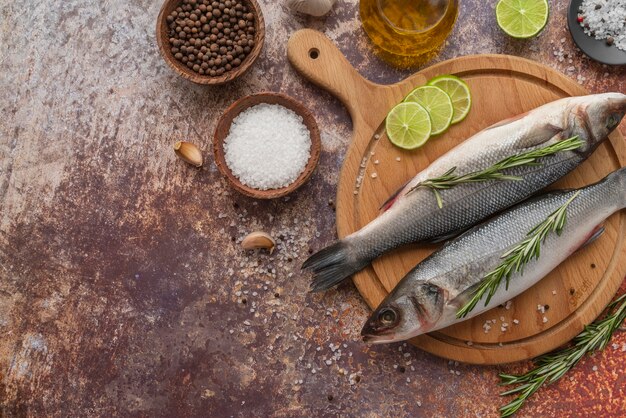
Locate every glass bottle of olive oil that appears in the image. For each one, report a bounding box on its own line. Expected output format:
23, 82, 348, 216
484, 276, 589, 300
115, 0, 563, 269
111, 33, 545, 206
360, 0, 459, 68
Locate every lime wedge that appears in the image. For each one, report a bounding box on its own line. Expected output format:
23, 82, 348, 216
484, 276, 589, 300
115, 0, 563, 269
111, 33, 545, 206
404, 86, 453, 135
386, 102, 432, 150
496, 0, 549, 39
427, 75, 472, 124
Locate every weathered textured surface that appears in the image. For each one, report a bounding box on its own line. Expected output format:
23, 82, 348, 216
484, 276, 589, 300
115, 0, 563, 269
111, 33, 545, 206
0, 0, 625, 417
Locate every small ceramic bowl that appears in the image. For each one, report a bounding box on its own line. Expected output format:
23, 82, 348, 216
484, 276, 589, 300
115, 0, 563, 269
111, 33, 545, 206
213, 92, 321, 199
156, 0, 266, 85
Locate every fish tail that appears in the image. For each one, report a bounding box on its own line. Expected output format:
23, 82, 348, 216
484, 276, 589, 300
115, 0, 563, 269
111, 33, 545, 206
302, 240, 368, 292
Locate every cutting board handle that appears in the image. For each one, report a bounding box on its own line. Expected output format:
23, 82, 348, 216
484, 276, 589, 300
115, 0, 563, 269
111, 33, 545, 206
287, 29, 385, 120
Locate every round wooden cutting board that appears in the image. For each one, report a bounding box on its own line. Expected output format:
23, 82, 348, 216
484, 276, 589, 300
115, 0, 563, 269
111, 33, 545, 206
287, 29, 626, 365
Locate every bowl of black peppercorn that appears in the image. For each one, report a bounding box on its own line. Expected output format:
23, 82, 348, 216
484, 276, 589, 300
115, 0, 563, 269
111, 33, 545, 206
157, 0, 265, 85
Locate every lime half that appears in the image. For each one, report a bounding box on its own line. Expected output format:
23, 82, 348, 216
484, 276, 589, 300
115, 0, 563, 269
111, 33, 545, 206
427, 75, 472, 124
386, 102, 432, 150
404, 86, 453, 135
496, 0, 549, 39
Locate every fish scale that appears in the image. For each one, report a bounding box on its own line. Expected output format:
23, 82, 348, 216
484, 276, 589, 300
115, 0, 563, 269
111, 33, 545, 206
303, 92, 626, 292
361, 167, 626, 343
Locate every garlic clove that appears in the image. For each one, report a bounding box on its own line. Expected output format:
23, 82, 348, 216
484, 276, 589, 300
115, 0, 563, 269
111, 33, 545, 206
174, 141, 203, 167
286, 0, 337, 17
241, 231, 276, 254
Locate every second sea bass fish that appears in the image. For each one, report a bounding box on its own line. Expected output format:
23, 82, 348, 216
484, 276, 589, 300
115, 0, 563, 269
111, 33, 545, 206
304, 93, 626, 292
361, 167, 626, 343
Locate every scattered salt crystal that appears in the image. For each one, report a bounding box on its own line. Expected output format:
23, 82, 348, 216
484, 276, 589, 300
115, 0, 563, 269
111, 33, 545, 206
552, 290, 557, 295
374, 160, 379, 165
505, 301, 513, 310
542, 316, 548, 323
223, 103, 312, 190
513, 319, 520, 325
371, 173, 378, 179
229, 329, 234, 334
592, 365, 598, 371
395, 157, 401, 162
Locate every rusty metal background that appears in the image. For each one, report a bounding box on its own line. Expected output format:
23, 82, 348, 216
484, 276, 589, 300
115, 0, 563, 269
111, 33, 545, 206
1, 0, 625, 417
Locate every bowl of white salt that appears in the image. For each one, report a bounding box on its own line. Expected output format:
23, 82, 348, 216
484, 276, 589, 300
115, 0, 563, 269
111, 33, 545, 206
213, 92, 321, 199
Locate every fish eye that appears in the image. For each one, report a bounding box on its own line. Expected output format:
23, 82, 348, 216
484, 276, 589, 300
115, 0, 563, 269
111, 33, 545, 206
607, 114, 618, 129
378, 308, 397, 325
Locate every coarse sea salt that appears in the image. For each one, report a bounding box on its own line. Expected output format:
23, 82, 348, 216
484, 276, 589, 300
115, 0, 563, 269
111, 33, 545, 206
224, 103, 312, 190
579, 0, 626, 51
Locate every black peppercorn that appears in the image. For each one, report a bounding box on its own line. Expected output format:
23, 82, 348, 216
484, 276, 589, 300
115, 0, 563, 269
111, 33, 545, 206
166, 0, 256, 76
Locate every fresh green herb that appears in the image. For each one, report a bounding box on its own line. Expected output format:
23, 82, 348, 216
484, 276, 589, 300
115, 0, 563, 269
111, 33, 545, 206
498, 293, 626, 417
411, 136, 584, 208
456, 190, 581, 319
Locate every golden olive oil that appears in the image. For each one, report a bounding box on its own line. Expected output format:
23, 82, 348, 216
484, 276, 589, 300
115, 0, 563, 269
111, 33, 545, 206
360, 0, 459, 68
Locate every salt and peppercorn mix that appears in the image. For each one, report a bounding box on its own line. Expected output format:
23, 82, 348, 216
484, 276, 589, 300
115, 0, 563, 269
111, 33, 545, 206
166, 0, 256, 76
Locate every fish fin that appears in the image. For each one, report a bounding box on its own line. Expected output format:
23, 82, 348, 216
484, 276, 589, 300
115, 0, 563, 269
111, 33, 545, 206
447, 284, 480, 311
302, 240, 368, 292
379, 179, 411, 213
422, 228, 469, 244
576, 225, 605, 252
516, 124, 565, 149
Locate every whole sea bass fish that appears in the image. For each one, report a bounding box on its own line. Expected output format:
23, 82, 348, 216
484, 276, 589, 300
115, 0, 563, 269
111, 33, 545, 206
304, 93, 626, 292
361, 167, 626, 343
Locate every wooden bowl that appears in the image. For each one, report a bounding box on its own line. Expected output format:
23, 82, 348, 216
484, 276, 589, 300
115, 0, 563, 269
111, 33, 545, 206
213, 92, 321, 199
156, 0, 265, 85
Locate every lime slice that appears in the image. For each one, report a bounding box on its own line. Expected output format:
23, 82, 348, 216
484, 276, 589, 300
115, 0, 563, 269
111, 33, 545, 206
404, 86, 453, 135
427, 75, 472, 124
496, 0, 549, 39
385, 102, 432, 150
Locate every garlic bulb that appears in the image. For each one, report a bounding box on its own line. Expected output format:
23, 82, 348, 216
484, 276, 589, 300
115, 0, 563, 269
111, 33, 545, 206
286, 0, 337, 17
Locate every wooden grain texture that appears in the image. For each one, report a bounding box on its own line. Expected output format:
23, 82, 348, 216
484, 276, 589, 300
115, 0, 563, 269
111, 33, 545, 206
288, 29, 626, 364
213, 92, 321, 199
156, 0, 265, 85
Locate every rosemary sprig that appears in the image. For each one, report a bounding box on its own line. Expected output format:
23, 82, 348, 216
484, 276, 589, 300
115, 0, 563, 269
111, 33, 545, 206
412, 136, 584, 208
498, 292, 626, 417
456, 190, 581, 319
